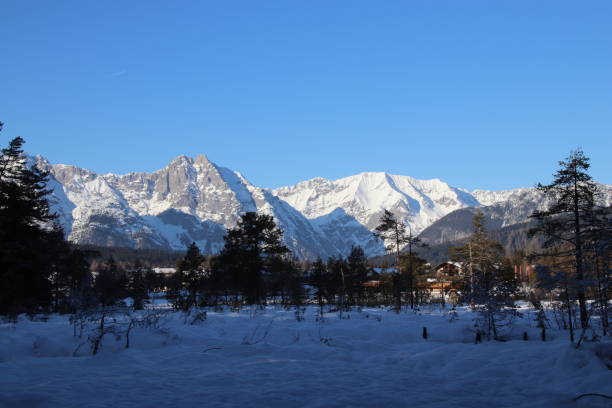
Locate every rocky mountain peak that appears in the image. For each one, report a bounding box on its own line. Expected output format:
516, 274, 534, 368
38, 152, 612, 260
194, 154, 212, 166
273, 171, 479, 233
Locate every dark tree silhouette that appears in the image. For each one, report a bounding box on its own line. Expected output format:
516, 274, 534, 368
218, 212, 289, 304
451, 211, 517, 340
529, 149, 601, 330
345, 246, 369, 304
309, 257, 328, 315
176, 242, 206, 309
0, 127, 64, 315
374, 210, 409, 310
93, 257, 128, 307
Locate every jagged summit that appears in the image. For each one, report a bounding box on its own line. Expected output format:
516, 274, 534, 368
273, 171, 480, 234
38, 153, 612, 259
43, 154, 356, 259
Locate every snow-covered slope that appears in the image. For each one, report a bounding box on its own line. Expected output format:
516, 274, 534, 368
39, 159, 172, 250
272, 172, 480, 245
273, 174, 612, 255
470, 188, 535, 207
39, 154, 612, 259
40, 155, 343, 259
420, 184, 612, 246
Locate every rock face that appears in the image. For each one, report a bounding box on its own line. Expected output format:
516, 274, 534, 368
38, 154, 612, 260
39, 155, 345, 259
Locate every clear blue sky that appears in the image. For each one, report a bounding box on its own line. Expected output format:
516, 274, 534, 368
1, 1, 611, 191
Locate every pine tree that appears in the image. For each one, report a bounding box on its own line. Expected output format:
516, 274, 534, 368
283, 259, 305, 308
326, 256, 347, 309
207, 256, 228, 307
218, 212, 289, 304
0, 128, 62, 315
533, 256, 579, 342
309, 257, 328, 316
127, 262, 149, 310
345, 246, 369, 305
50, 242, 96, 313
374, 210, 410, 310
399, 252, 428, 306
529, 149, 602, 330
402, 228, 427, 308
267, 255, 303, 306
584, 210, 611, 335
93, 257, 128, 307
177, 242, 206, 309
451, 211, 517, 340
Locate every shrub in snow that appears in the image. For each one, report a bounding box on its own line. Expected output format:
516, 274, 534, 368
182, 308, 207, 325
242, 319, 275, 345
445, 307, 459, 323
70, 308, 170, 355
294, 307, 305, 322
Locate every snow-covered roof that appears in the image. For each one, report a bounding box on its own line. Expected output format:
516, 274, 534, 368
153, 267, 176, 274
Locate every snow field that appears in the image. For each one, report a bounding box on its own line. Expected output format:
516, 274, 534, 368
1, 306, 611, 408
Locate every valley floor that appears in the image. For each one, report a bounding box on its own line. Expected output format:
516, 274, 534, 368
1, 306, 611, 408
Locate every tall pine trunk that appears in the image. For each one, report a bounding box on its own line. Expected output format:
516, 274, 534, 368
573, 179, 589, 329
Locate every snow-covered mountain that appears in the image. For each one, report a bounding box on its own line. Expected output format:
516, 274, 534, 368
419, 184, 612, 246
38, 154, 612, 260
38, 155, 353, 259
470, 188, 535, 207
273, 172, 481, 234
273, 173, 611, 254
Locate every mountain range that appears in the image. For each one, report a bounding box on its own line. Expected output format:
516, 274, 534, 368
35, 154, 612, 260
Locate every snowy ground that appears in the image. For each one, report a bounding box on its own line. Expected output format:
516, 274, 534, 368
1, 305, 611, 408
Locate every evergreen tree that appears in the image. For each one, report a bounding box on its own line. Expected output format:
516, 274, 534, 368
166, 243, 205, 310
402, 228, 427, 308
584, 209, 611, 335
326, 256, 347, 309
345, 246, 369, 304
267, 255, 303, 306
93, 257, 128, 307
399, 252, 429, 306
529, 149, 602, 330
451, 211, 517, 339
127, 261, 149, 310
207, 256, 229, 307
283, 259, 305, 307
50, 243, 96, 313
177, 242, 206, 308
0, 128, 62, 315
309, 257, 328, 315
374, 210, 409, 310
533, 256, 579, 342
144, 267, 162, 292
218, 212, 289, 304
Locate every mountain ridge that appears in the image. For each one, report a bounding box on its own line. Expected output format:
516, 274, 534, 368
34, 154, 612, 260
